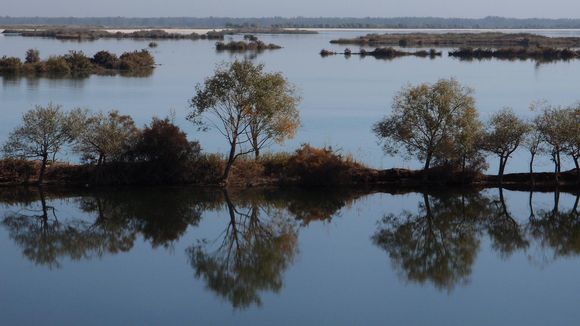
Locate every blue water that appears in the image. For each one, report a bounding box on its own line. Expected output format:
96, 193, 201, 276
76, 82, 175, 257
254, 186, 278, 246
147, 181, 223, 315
0, 187, 578, 325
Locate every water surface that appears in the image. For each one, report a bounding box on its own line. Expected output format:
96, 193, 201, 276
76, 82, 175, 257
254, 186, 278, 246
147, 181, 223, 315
0, 186, 579, 325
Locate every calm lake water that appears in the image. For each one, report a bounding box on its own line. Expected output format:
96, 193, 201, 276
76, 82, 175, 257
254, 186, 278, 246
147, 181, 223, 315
1, 29, 580, 172
0, 187, 579, 325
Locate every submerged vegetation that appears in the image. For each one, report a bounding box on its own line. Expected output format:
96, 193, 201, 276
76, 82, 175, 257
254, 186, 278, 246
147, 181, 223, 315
0, 49, 155, 76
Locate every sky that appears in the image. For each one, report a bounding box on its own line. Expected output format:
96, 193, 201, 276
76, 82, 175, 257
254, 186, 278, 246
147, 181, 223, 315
2, 0, 580, 18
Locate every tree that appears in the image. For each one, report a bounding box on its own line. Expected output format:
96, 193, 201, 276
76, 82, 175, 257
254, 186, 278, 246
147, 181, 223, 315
247, 72, 300, 159
188, 60, 300, 183
481, 108, 529, 182
435, 104, 486, 174
74, 110, 139, 165
535, 105, 570, 180
2, 104, 84, 184
373, 78, 476, 171
562, 105, 580, 176
25, 48, 40, 64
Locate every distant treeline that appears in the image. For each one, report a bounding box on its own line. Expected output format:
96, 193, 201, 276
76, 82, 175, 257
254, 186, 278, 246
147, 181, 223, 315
2, 28, 225, 40
4, 16, 580, 29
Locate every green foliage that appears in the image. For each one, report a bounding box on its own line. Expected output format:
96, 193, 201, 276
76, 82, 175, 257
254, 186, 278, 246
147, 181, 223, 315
373, 78, 477, 170
43, 56, 72, 74
481, 108, 529, 178
2, 104, 85, 183
189, 60, 300, 182
74, 110, 139, 165
64, 50, 94, 72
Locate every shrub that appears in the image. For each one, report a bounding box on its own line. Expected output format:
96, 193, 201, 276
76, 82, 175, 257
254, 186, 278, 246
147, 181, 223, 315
25, 49, 40, 64
64, 51, 93, 72
132, 117, 200, 184
0, 56, 22, 73
91, 50, 120, 69
119, 50, 155, 70
190, 154, 224, 185
286, 144, 364, 186
0, 159, 37, 184
43, 56, 71, 74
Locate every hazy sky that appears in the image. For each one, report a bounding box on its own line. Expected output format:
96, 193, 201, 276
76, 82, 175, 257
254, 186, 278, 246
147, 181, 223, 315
3, 0, 580, 18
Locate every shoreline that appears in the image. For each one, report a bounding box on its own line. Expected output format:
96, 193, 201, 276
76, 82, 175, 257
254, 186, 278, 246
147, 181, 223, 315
1, 159, 578, 191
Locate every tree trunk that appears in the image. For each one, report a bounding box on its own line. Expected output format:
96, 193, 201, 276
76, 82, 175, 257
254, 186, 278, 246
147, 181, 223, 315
423, 152, 432, 181
222, 137, 238, 184
574, 156, 579, 182
528, 191, 535, 221
498, 156, 506, 184
529, 153, 535, 187
38, 153, 48, 185
252, 133, 260, 160
553, 190, 560, 214
254, 146, 260, 160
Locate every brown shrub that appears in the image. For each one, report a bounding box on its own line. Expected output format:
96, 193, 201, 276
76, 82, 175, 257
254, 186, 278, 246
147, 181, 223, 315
286, 144, 365, 186
0, 159, 37, 184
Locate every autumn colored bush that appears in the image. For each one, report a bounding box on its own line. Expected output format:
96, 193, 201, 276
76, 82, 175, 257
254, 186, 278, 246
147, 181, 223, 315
285, 144, 365, 186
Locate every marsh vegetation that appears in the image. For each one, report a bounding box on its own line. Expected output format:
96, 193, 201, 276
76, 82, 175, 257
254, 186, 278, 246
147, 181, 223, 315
330, 32, 580, 47
2, 28, 225, 40
0, 49, 155, 76
215, 40, 282, 52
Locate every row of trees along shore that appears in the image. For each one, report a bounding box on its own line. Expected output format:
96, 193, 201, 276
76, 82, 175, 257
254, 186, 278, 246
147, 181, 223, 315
1, 61, 579, 187
373, 78, 579, 183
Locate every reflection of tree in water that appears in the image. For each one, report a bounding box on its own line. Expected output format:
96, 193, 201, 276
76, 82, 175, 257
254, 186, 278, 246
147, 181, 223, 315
2, 189, 134, 269
374, 189, 580, 292
77, 188, 214, 248
528, 191, 580, 258
1, 187, 214, 268
187, 191, 298, 309
485, 187, 529, 258
373, 192, 487, 291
